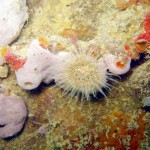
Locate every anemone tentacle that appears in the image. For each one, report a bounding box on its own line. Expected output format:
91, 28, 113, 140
50, 48, 117, 101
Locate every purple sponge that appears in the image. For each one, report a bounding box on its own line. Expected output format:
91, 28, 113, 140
0, 93, 27, 138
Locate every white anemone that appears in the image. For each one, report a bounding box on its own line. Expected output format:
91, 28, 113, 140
51, 50, 111, 100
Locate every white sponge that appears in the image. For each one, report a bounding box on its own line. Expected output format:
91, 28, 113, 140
15, 39, 57, 90
103, 54, 131, 75
0, 0, 28, 46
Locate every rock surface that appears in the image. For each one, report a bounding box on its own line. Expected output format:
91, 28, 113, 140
0, 65, 9, 78
129, 60, 150, 97
0, 93, 27, 138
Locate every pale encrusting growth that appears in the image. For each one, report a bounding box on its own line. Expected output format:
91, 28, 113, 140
52, 50, 111, 100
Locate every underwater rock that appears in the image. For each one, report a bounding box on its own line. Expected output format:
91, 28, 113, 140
0, 93, 27, 138
129, 60, 150, 97
0, 57, 4, 66
0, 84, 7, 94
0, 64, 9, 78
142, 96, 150, 112
115, 0, 150, 10
37, 125, 48, 136
0, 0, 28, 46
115, 0, 129, 10
15, 39, 58, 90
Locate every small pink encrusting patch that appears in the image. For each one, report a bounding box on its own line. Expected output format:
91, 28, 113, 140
4, 47, 27, 71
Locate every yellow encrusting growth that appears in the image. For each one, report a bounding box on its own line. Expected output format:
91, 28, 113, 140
38, 37, 50, 49
18, 0, 75, 44
0, 47, 8, 57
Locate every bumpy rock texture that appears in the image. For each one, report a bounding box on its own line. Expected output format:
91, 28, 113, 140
0, 65, 8, 78
0, 93, 27, 138
0, 0, 150, 149
129, 60, 150, 98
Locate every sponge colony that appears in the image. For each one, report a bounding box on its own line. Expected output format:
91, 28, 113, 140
15, 39, 57, 90
0, 0, 28, 46
0, 93, 27, 138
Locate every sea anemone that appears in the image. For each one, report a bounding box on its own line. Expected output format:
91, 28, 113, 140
52, 49, 112, 101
